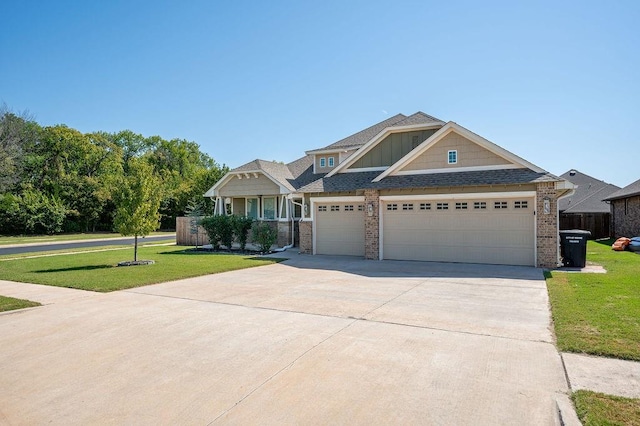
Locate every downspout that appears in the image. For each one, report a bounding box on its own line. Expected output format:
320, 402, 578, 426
272, 197, 298, 252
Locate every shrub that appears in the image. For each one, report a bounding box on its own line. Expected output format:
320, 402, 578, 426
232, 216, 254, 251
252, 221, 277, 253
200, 215, 234, 250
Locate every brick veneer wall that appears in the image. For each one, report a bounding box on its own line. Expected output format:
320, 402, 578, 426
299, 220, 312, 254
364, 189, 380, 260
611, 196, 640, 237
536, 183, 559, 268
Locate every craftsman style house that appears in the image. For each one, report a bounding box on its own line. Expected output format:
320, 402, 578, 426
204, 112, 573, 267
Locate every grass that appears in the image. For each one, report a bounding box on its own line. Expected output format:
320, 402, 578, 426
546, 239, 640, 361
0, 231, 175, 245
0, 295, 41, 312
572, 390, 640, 425
0, 245, 281, 292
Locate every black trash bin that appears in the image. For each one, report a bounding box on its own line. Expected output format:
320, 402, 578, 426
559, 230, 591, 267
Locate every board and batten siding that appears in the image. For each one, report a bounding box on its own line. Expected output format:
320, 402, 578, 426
349, 129, 437, 169
217, 174, 280, 197
400, 131, 512, 171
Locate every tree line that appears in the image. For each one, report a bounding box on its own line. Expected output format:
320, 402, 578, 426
0, 105, 228, 235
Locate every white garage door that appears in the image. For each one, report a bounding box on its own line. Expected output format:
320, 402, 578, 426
315, 202, 365, 256
382, 197, 535, 266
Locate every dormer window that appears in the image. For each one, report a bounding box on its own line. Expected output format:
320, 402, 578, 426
319, 157, 326, 167
448, 150, 457, 164
328, 157, 334, 167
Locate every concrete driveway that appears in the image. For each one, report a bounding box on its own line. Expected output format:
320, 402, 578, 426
0, 254, 568, 425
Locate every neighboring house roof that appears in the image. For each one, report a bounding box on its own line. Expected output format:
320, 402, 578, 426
297, 168, 559, 193
558, 169, 620, 213
603, 177, 640, 201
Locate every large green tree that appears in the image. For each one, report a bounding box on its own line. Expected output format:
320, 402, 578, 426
112, 158, 162, 261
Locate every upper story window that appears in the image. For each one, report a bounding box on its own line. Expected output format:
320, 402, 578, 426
319, 157, 326, 168
328, 157, 334, 167
448, 150, 457, 164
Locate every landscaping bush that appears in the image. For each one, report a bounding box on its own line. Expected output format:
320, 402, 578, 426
252, 221, 277, 253
200, 215, 235, 250
232, 216, 254, 250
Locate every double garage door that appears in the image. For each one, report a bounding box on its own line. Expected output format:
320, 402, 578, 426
314, 196, 535, 266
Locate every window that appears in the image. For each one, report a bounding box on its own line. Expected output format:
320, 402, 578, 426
318, 205, 327, 212
437, 202, 449, 210
494, 201, 508, 209
474, 201, 487, 210
448, 150, 457, 164
514, 201, 528, 209
246, 198, 259, 219
263, 197, 276, 220
328, 157, 334, 167
319, 157, 326, 167
420, 203, 431, 210
344, 205, 354, 211
330, 205, 340, 212
402, 203, 414, 211
358, 205, 364, 211
455, 202, 468, 210
387, 203, 398, 211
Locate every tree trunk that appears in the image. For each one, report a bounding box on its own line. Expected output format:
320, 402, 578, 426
134, 234, 138, 262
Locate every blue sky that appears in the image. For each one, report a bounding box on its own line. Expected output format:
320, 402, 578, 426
2, 0, 638, 187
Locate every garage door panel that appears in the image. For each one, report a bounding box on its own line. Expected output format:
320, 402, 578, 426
316, 203, 365, 256
383, 198, 534, 266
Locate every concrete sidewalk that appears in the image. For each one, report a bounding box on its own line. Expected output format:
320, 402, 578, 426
563, 352, 640, 399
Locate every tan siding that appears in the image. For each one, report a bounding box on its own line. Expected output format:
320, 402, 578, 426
315, 202, 365, 256
349, 129, 437, 169
315, 154, 338, 172
400, 131, 512, 172
218, 174, 279, 197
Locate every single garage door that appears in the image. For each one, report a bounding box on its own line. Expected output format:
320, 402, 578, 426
382, 197, 535, 266
315, 202, 365, 256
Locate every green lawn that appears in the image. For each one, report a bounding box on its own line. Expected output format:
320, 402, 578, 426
546, 239, 640, 361
573, 390, 640, 425
0, 295, 41, 312
0, 232, 175, 245
0, 245, 280, 292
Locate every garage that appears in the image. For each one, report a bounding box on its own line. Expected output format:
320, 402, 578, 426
381, 195, 535, 266
314, 200, 365, 256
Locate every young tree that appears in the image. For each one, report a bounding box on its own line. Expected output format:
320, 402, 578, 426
112, 158, 162, 262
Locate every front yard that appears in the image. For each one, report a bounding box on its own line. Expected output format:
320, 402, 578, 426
546, 239, 640, 425
0, 295, 40, 312
0, 245, 280, 292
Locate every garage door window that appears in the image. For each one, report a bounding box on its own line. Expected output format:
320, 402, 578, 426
474, 201, 487, 209
387, 204, 398, 211
437, 202, 449, 210
494, 201, 508, 209
514, 201, 528, 209
318, 205, 327, 212
358, 205, 364, 211
331, 205, 340, 212
344, 205, 354, 211
420, 203, 431, 210
455, 202, 468, 210
402, 203, 414, 210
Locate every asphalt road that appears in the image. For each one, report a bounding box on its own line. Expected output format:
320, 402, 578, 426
0, 234, 175, 256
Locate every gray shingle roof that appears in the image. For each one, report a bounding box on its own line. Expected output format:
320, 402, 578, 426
603, 177, 640, 201
297, 168, 558, 193
306, 114, 407, 153
390, 111, 444, 127
558, 170, 620, 213
230, 159, 296, 191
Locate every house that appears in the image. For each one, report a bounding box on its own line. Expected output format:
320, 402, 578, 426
558, 169, 620, 239
204, 112, 573, 267
603, 178, 640, 238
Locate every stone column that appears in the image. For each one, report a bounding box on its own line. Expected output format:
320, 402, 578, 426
536, 182, 559, 268
299, 220, 312, 254
364, 189, 380, 260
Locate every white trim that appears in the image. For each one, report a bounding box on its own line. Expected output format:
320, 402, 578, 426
394, 164, 523, 176
343, 166, 389, 173
379, 191, 536, 202
328, 156, 335, 167
319, 157, 326, 168
447, 150, 458, 165
326, 123, 444, 177
310, 196, 365, 255
373, 122, 546, 182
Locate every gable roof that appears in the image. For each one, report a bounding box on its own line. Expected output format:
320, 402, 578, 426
305, 114, 408, 153
204, 159, 296, 197
603, 177, 640, 201
558, 170, 620, 213
373, 121, 545, 182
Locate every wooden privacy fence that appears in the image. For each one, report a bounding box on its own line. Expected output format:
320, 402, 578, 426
176, 216, 210, 246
